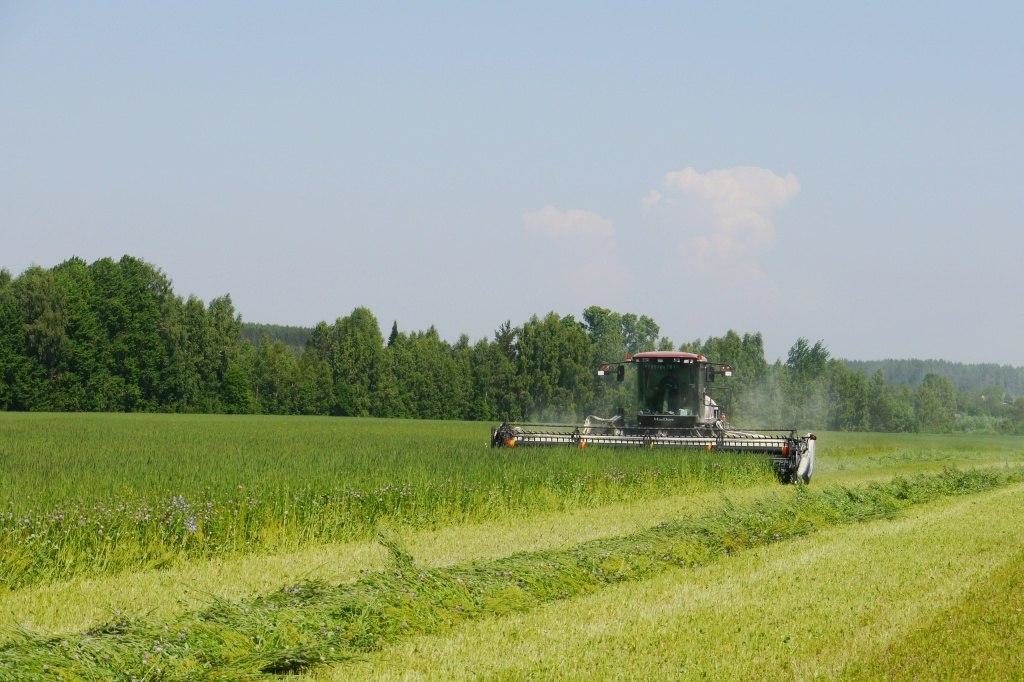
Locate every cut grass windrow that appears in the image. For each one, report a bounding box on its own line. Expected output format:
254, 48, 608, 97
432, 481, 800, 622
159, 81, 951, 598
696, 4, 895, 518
1, 467, 1019, 680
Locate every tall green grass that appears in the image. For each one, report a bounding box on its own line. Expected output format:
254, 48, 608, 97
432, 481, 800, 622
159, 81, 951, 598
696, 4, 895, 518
0, 413, 772, 588
2, 468, 1017, 679
810, 431, 1024, 473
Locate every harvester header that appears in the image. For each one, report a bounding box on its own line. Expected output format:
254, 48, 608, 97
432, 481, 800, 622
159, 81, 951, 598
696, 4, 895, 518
492, 351, 815, 484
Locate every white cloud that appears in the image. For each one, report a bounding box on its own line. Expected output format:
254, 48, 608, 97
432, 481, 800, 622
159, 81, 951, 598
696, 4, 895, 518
640, 190, 662, 210
522, 205, 613, 238
656, 166, 800, 259
517, 204, 628, 311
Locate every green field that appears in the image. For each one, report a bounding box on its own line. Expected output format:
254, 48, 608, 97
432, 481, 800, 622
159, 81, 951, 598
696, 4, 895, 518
0, 413, 771, 588
1, 413, 1023, 679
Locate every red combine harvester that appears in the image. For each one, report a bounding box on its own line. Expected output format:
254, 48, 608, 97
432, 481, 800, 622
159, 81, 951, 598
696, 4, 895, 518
491, 351, 816, 484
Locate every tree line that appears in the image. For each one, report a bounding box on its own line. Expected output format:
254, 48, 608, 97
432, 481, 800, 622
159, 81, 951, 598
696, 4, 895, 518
243, 323, 1024, 401
1, 256, 1021, 434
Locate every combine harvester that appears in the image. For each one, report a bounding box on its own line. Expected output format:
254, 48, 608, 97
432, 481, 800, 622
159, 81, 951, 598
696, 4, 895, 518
491, 351, 816, 484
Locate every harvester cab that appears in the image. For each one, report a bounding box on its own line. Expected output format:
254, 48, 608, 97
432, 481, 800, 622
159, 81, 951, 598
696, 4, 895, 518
492, 351, 816, 484
606, 352, 730, 429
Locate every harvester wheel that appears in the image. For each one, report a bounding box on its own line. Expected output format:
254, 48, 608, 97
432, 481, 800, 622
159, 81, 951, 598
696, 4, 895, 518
776, 463, 813, 485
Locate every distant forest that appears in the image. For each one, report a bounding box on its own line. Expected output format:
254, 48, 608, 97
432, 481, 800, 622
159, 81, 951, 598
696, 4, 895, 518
844, 359, 1024, 396
241, 323, 311, 353
2, 256, 1022, 434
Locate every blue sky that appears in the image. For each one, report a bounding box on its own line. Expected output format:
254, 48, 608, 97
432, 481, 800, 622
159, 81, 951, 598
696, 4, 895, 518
2, 2, 1022, 363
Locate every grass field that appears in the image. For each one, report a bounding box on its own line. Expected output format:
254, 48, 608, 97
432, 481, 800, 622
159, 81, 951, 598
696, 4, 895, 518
0, 413, 772, 588
1, 412, 1023, 679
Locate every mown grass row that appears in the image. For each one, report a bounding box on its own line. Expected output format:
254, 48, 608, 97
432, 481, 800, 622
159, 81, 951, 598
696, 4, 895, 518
0, 413, 773, 588
2, 467, 1018, 680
